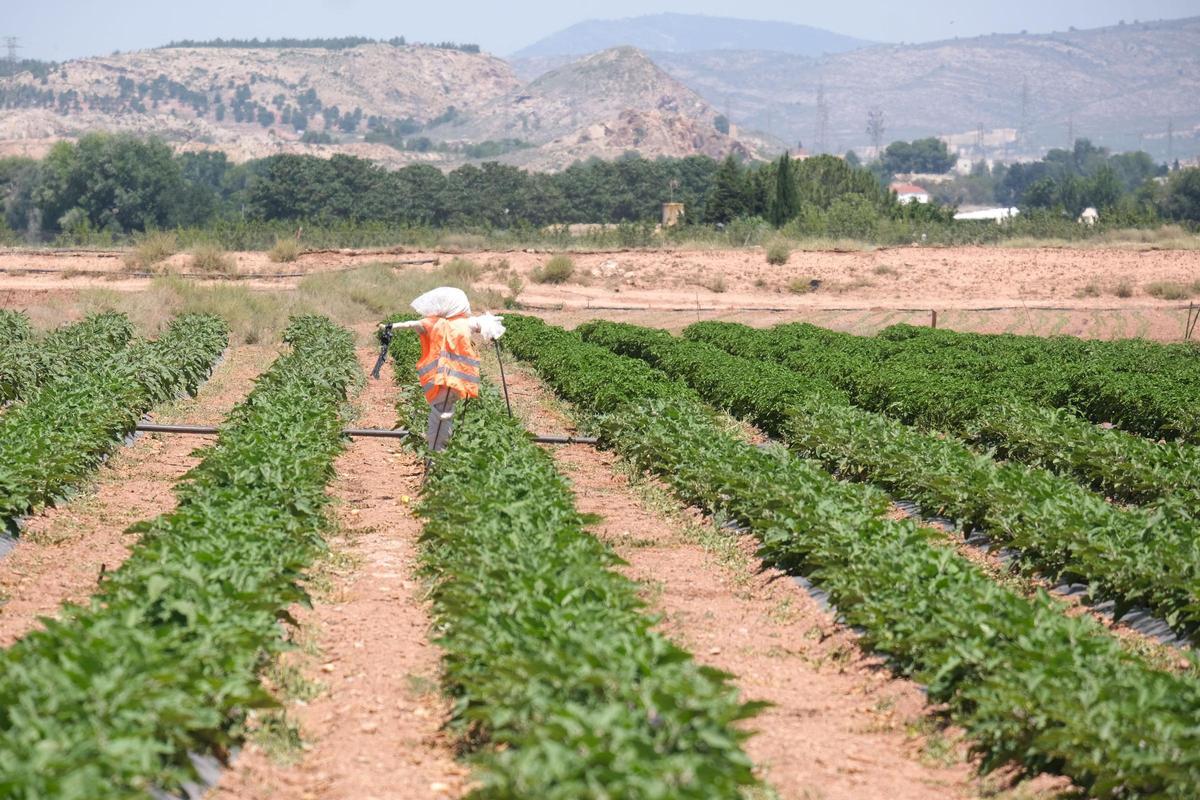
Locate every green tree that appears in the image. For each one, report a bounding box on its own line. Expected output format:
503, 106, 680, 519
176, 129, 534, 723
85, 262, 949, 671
703, 155, 749, 224
882, 137, 956, 175
769, 152, 799, 227
1086, 165, 1123, 210
34, 133, 186, 233
1158, 168, 1200, 222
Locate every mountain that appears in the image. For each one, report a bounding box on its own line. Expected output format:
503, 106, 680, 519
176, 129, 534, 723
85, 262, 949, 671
0, 43, 762, 171
513, 13, 874, 59
435, 47, 765, 169
651, 16, 1200, 160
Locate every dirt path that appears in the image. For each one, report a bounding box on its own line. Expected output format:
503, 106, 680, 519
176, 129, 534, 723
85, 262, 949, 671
0, 344, 274, 647
213, 349, 467, 800
492, 357, 1011, 800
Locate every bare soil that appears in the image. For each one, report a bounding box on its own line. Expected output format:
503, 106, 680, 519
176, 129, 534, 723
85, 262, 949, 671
4, 244, 1199, 340
492, 357, 1053, 799
0, 345, 273, 647
213, 348, 467, 800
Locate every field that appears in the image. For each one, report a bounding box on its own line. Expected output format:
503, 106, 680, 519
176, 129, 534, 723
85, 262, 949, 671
1, 241, 1200, 799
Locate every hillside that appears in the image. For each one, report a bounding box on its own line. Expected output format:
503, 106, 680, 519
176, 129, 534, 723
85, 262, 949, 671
512, 12, 873, 58
0, 42, 761, 171
435, 47, 764, 170
652, 16, 1200, 160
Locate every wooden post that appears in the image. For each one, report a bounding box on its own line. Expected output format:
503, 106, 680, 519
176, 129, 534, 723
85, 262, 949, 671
931, 310, 938, 329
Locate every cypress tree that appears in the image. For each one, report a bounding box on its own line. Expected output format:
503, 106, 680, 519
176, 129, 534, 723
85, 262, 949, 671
769, 152, 799, 227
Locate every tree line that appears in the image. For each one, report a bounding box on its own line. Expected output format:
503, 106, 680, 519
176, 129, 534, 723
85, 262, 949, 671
159, 37, 480, 53
0, 133, 1195, 243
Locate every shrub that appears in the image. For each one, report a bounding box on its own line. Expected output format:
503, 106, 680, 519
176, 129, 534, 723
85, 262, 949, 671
788, 277, 818, 294
189, 244, 237, 275
1074, 282, 1101, 299
1114, 280, 1134, 298
441, 257, 480, 282
766, 241, 791, 266
531, 254, 575, 284
1145, 281, 1193, 300
504, 275, 524, 308
268, 237, 301, 263
123, 231, 178, 271
702, 275, 727, 293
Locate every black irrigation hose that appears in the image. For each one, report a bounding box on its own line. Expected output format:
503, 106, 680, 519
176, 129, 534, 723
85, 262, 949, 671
133, 422, 596, 445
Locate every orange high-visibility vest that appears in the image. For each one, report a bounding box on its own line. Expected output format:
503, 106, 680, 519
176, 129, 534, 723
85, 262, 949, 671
416, 315, 481, 401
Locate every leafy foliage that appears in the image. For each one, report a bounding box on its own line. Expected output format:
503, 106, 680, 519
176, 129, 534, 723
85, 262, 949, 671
386, 321, 761, 797
687, 321, 1200, 507
0, 310, 32, 346
587, 320, 1200, 635
0, 315, 357, 797
881, 137, 956, 175
505, 314, 1200, 797
0, 314, 225, 526
0, 312, 135, 405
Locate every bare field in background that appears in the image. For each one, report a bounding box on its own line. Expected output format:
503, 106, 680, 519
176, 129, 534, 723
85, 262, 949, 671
2, 243, 1200, 342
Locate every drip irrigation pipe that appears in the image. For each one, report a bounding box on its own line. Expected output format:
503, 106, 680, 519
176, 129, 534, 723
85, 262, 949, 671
0, 258, 438, 281
134, 423, 596, 445
517, 302, 1200, 314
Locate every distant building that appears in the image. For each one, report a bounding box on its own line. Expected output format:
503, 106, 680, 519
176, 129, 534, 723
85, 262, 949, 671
890, 182, 931, 204
954, 207, 1020, 222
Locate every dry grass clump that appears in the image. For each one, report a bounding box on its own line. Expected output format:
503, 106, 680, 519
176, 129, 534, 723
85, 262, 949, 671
189, 244, 237, 275
268, 238, 302, 264
1113, 280, 1134, 298
766, 241, 791, 266
873, 264, 898, 277
504, 275, 525, 308
787, 277, 819, 294
441, 257, 481, 282
1144, 281, 1200, 301
1074, 281, 1102, 299
701, 274, 727, 293
531, 254, 575, 284
123, 231, 178, 271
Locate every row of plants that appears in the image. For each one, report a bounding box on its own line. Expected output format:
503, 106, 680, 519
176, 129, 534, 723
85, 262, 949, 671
0, 312, 136, 405
685, 321, 1200, 506
582, 320, 1200, 635
745, 320, 1200, 442
503, 314, 1200, 797
0, 315, 360, 798
0, 314, 227, 527
384, 319, 762, 798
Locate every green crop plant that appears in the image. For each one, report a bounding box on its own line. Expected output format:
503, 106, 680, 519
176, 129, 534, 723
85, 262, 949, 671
0, 314, 226, 527
0, 312, 135, 405
0, 310, 31, 344
584, 320, 1200, 637
504, 315, 1200, 797
386, 320, 763, 798
686, 320, 1200, 507
0, 315, 358, 797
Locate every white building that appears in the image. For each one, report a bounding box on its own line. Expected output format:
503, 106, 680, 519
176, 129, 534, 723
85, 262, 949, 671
954, 207, 1020, 222
891, 182, 931, 204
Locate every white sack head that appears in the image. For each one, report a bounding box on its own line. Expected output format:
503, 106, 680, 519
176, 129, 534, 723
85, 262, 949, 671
411, 287, 472, 318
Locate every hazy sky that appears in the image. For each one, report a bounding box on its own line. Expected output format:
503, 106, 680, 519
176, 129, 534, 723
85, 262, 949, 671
5, 0, 1198, 60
